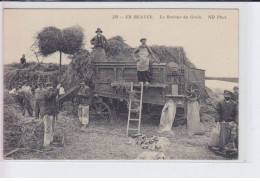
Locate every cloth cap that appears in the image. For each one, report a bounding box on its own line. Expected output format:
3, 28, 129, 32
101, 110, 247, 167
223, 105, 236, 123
140, 38, 147, 42
224, 90, 232, 96
233, 86, 239, 90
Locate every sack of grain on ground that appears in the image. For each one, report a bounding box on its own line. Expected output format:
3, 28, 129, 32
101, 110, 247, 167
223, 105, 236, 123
187, 100, 205, 136
208, 122, 220, 147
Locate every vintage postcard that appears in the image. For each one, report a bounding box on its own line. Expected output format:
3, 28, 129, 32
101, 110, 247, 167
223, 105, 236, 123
2, 8, 239, 161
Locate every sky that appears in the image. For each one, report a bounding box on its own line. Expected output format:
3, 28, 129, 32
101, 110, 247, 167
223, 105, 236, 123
3, 9, 239, 78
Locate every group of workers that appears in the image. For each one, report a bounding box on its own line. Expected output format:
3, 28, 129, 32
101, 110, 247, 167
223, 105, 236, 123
91, 27, 240, 153
9, 28, 239, 153
91, 28, 159, 85
9, 79, 92, 148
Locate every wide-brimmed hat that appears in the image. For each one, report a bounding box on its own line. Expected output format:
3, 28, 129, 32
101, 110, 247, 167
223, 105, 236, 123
140, 38, 147, 42
96, 28, 103, 33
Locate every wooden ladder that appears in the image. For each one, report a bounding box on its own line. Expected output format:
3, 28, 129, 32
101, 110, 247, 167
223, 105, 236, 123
126, 82, 144, 137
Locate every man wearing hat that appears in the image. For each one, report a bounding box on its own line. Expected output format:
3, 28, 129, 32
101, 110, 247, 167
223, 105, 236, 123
77, 79, 93, 131
216, 90, 238, 123
40, 81, 61, 147
215, 90, 238, 151
90, 28, 108, 62
133, 38, 159, 85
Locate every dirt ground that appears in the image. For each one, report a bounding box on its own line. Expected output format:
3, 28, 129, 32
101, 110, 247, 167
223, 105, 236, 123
6, 110, 225, 160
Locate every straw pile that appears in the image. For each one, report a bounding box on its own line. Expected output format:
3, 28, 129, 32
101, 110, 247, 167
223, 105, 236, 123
63, 49, 95, 88
4, 88, 45, 155
4, 62, 68, 90
34, 25, 85, 57
60, 25, 85, 55
3, 89, 23, 154
105, 36, 196, 68
106, 36, 134, 62
150, 45, 196, 68
36, 26, 62, 56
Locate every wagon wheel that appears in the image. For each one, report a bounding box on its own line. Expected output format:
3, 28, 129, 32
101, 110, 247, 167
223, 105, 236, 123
90, 101, 111, 122
185, 84, 201, 101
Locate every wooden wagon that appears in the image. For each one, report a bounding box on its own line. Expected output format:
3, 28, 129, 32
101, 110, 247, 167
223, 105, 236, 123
59, 61, 208, 123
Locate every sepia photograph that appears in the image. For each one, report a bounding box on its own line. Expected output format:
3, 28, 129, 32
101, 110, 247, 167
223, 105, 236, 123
2, 8, 239, 160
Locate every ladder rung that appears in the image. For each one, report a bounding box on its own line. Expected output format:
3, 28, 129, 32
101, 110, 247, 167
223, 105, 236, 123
126, 81, 143, 137
133, 84, 142, 87
128, 128, 139, 131
131, 100, 140, 102
129, 118, 139, 121
133, 90, 142, 93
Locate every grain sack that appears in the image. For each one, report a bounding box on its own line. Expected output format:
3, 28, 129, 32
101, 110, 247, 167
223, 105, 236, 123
208, 122, 220, 147
219, 122, 231, 149
187, 100, 205, 136
158, 100, 177, 134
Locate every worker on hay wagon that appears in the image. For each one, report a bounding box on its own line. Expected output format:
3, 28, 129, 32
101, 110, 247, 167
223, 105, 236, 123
214, 90, 238, 153
133, 38, 159, 85
90, 28, 108, 62
77, 79, 93, 131
40, 80, 61, 148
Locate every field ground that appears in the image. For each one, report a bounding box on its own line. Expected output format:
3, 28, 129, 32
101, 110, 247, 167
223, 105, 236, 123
6, 111, 224, 160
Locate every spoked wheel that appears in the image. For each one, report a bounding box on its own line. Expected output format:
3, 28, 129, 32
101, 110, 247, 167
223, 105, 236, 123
185, 84, 201, 101
90, 101, 111, 122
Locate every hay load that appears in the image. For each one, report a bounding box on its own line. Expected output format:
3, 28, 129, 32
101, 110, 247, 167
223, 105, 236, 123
4, 62, 67, 90
36, 26, 62, 57
31, 25, 85, 87
62, 49, 95, 88
4, 34, 196, 90
105, 36, 196, 68
105, 36, 134, 62
60, 25, 85, 55
150, 45, 196, 68
34, 25, 85, 57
